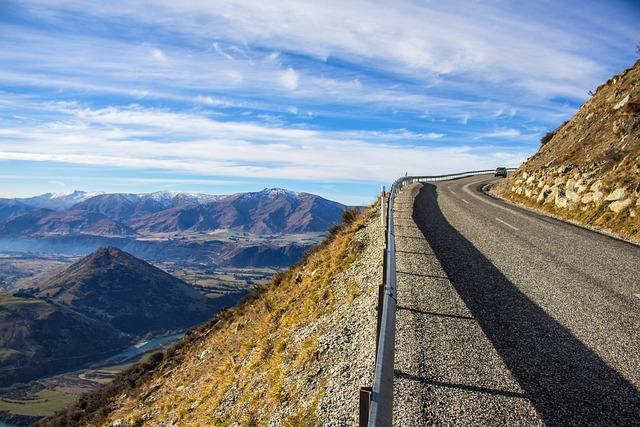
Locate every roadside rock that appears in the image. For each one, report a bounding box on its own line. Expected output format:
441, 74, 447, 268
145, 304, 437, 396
555, 196, 568, 209
606, 188, 626, 201
609, 198, 634, 213
566, 190, 581, 203
581, 193, 594, 204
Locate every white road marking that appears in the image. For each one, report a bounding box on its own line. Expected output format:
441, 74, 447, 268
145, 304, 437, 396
461, 198, 470, 204
459, 180, 554, 230
496, 217, 519, 231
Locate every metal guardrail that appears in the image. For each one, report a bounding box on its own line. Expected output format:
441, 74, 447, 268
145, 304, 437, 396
360, 168, 516, 427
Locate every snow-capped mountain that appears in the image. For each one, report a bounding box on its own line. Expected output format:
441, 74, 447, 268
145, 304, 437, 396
2, 188, 350, 236
17, 190, 104, 210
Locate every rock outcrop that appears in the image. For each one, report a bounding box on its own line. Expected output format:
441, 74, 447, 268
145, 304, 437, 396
492, 60, 640, 243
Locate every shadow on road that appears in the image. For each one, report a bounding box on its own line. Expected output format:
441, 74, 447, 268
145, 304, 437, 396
412, 183, 640, 425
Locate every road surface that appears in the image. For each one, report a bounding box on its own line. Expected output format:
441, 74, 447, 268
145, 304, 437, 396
392, 174, 640, 426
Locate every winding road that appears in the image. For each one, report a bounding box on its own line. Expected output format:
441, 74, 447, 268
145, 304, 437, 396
392, 174, 640, 426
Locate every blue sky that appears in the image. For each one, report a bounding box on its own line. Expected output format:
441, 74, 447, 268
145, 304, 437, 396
0, 0, 638, 204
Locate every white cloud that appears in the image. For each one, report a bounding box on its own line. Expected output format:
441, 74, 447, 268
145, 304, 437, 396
0, 104, 529, 182
194, 95, 230, 106
473, 128, 521, 139
280, 67, 299, 90
150, 47, 168, 63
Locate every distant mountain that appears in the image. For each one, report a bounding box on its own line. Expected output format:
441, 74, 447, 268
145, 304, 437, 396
126, 188, 348, 234
1, 247, 242, 386
220, 243, 308, 268
19, 247, 234, 334
2, 188, 349, 237
0, 208, 137, 237
0, 199, 37, 221
17, 190, 103, 211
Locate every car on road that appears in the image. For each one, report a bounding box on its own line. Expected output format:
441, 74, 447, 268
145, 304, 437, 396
495, 167, 507, 177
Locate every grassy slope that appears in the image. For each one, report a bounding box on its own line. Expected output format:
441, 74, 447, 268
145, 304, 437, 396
39, 205, 375, 426
0, 294, 130, 387
492, 60, 640, 242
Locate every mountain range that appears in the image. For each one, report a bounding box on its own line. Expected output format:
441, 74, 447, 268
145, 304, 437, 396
1, 247, 241, 386
0, 188, 349, 236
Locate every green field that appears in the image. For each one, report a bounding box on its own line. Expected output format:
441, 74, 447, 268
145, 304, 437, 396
0, 390, 76, 416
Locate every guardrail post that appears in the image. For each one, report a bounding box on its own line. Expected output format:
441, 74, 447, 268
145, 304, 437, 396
359, 386, 373, 426
380, 186, 385, 227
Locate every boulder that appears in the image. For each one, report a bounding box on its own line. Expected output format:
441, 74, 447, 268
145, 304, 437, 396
592, 191, 605, 204
590, 180, 603, 192
608, 198, 633, 213
576, 184, 589, 194
555, 176, 566, 185
545, 186, 558, 204
526, 175, 536, 184
606, 188, 626, 201
613, 94, 630, 110
536, 191, 546, 204
581, 193, 594, 204
555, 196, 568, 209
566, 190, 581, 203
566, 178, 576, 190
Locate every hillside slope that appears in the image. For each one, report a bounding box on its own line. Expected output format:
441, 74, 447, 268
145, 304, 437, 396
2, 247, 243, 387
0, 293, 129, 387
492, 60, 640, 243
39, 204, 383, 426
19, 247, 235, 334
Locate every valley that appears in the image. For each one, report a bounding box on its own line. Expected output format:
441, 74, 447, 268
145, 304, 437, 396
0, 333, 183, 426
0, 188, 348, 425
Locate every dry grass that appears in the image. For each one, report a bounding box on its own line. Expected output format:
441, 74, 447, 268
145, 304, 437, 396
40, 203, 375, 426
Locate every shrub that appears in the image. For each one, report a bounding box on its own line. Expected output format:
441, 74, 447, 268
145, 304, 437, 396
540, 131, 555, 146
541, 120, 569, 146
341, 208, 359, 226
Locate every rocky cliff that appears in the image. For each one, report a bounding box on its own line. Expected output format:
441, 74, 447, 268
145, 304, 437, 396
39, 205, 383, 426
491, 60, 640, 243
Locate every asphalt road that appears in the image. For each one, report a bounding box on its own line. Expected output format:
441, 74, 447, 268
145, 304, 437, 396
392, 174, 640, 426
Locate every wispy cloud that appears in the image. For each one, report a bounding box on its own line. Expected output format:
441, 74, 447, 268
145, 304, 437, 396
0, 0, 637, 201
473, 128, 521, 139
0, 103, 528, 182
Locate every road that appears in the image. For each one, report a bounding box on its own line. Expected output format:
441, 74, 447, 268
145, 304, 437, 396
392, 174, 640, 426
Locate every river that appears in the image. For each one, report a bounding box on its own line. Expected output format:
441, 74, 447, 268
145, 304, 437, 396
89, 332, 185, 368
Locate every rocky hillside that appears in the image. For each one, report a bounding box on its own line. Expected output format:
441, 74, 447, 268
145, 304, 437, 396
39, 205, 383, 426
492, 60, 640, 243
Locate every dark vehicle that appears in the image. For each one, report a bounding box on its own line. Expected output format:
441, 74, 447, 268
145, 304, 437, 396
495, 167, 507, 177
